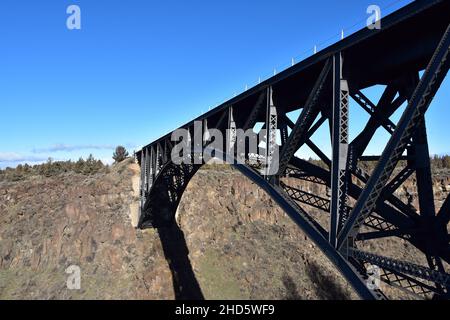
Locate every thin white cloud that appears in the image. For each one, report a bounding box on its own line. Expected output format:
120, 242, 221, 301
32, 144, 114, 153
0, 152, 48, 163
32, 143, 136, 153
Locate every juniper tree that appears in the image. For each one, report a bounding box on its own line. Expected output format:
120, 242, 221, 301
112, 146, 129, 163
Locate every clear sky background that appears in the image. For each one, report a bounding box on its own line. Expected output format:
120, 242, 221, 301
1, 0, 449, 168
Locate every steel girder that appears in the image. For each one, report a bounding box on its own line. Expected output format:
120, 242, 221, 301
338, 24, 450, 248
135, 2, 450, 300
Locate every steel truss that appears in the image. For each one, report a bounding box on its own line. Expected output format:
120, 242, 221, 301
136, 1, 450, 299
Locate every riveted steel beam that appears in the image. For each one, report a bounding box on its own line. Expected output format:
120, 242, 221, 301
330, 52, 350, 247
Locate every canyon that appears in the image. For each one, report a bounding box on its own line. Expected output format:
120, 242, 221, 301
0, 159, 448, 299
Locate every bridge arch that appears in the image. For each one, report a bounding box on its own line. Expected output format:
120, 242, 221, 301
139, 159, 202, 228
136, 2, 450, 300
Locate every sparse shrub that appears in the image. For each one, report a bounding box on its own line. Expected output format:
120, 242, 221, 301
444, 155, 450, 169
0, 155, 107, 182
112, 146, 129, 163
431, 155, 450, 172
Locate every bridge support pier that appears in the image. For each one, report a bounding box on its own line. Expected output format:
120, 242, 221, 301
330, 52, 350, 248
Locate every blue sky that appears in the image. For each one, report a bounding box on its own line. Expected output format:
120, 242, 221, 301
1, 0, 449, 168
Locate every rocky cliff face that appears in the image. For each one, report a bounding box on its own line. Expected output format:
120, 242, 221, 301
177, 168, 357, 299
0, 160, 448, 299
0, 160, 173, 299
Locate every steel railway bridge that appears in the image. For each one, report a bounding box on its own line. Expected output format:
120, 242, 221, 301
135, 0, 450, 300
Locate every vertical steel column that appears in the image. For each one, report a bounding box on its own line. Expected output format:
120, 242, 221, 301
155, 144, 160, 175
156, 143, 161, 169
228, 106, 237, 157
193, 120, 203, 164
203, 118, 211, 144
140, 150, 146, 209
162, 140, 168, 164
149, 145, 155, 189
265, 86, 278, 179
186, 126, 193, 164
145, 148, 150, 192
410, 116, 447, 294
329, 52, 349, 248
410, 116, 436, 217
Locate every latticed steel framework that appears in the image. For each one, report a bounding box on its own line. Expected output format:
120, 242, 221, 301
136, 0, 450, 300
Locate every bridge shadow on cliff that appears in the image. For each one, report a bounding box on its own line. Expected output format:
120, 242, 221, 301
157, 223, 204, 300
